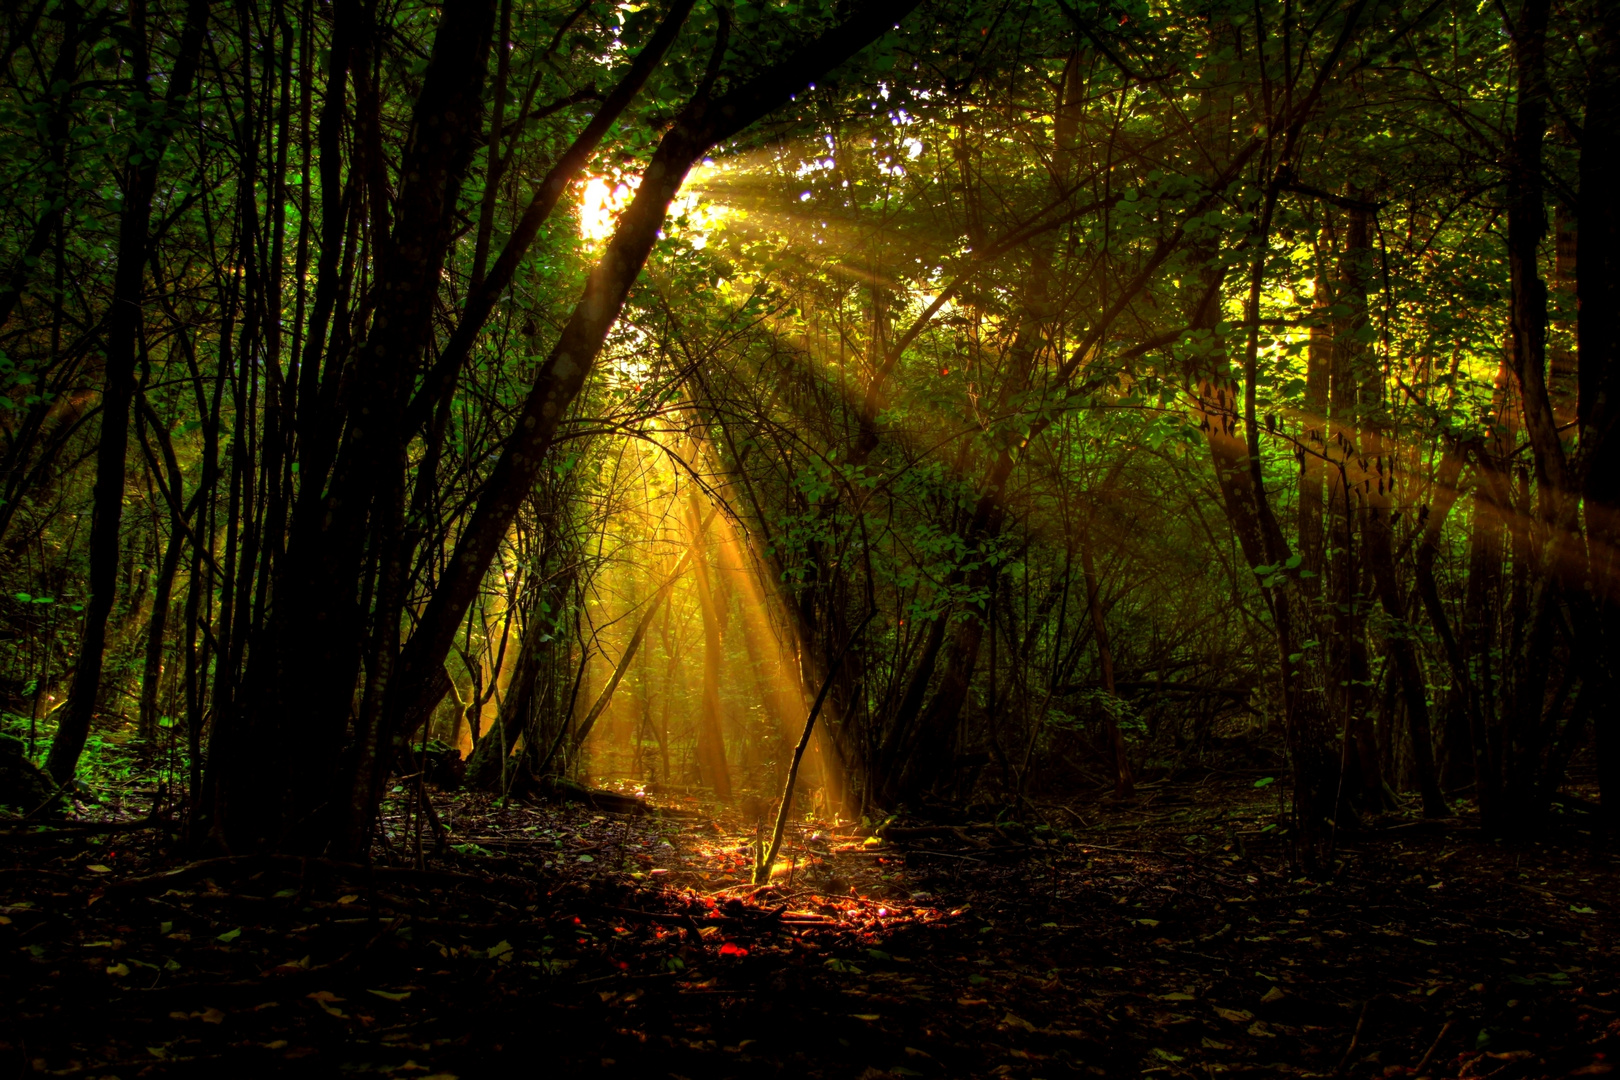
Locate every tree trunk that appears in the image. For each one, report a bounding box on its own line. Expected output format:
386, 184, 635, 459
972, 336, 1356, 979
1082, 528, 1133, 798
1577, 3, 1620, 829
1298, 241, 1332, 591
213, 0, 499, 853
47, 0, 210, 783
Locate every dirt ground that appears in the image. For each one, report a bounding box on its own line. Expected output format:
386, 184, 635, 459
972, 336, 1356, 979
1, 775, 1616, 1079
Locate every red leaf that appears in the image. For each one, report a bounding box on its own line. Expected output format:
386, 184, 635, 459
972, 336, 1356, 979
718, 942, 748, 958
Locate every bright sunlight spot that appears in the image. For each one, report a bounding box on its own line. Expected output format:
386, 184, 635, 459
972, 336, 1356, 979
579, 174, 639, 243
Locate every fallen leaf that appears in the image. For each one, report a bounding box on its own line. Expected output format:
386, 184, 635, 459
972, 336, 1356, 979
486, 940, 513, 960
1260, 986, 1285, 1004
200, 1007, 225, 1024
1214, 1006, 1253, 1022
367, 989, 411, 1001
851, 1013, 882, 1021
216, 928, 242, 943
106, 963, 130, 977
1002, 1013, 1037, 1032
336, 894, 359, 905
86, 865, 112, 874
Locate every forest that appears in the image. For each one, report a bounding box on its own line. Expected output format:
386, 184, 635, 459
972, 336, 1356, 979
0, 0, 1616, 1074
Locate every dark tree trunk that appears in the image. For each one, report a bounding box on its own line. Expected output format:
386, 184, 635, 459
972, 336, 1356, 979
1577, 4, 1620, 829
213, 0, 500, 852
1081, 529, 1133, 798
47, 0, 210, 783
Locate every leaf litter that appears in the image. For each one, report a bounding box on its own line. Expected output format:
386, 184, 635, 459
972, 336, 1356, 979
0, 776, 1616, 1078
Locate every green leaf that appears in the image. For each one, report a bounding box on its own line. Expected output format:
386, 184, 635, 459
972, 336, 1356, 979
216, 927, 241, 942
1253, 777, 1276, 789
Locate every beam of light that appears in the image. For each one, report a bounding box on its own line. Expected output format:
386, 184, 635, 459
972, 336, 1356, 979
562, 416, 852, 819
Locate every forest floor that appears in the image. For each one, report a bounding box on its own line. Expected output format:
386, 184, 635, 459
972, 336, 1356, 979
0, 770, 1616, 1080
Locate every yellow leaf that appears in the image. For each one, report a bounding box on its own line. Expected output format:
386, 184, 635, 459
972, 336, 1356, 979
106, 963, 130, 977
200, 1008, 225, 1024
1161, 992, 1196, 1001
1261, 986, 1285, 1004
86, 865, 112, 874
1214, 1006, 1253, 1022
337, 894, 360, 905
307, 990, 345, 1004
851, 1013, 882, 1021
367, 989, 411, 1002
